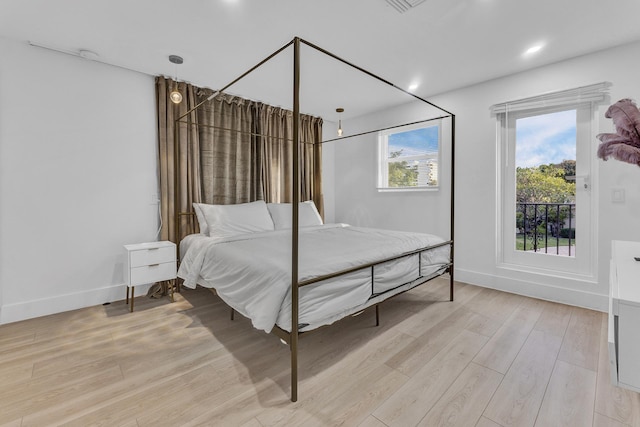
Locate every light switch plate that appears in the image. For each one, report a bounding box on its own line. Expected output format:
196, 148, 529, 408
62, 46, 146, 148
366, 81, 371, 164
612, 188, 625, 203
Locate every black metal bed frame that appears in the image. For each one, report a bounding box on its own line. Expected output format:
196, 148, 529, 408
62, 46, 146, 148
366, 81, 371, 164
174, 36, 456, 402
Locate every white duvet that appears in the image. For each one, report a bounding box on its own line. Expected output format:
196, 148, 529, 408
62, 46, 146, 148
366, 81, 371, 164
178, 224, 449, 333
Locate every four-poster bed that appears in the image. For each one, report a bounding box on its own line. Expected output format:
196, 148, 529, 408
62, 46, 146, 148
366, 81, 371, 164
171, 37, 456, 402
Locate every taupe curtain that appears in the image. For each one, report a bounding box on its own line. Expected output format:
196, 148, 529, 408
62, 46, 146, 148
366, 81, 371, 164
196, 90, 263, 205
257, 104, 324, 217
299, 112, 324, 218
156, 77, 324, 243
156, 77, 202, 243
258, 105, 292, 204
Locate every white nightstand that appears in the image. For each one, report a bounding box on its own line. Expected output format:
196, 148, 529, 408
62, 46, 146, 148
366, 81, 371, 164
124, 241, 177, 312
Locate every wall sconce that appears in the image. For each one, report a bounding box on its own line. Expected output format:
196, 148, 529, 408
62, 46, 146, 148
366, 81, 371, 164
169, 55, 184, 104
336, 107, 344, 136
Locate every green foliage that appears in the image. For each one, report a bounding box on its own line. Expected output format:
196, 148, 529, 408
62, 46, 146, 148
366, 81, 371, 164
555, 159, 576, 179
515, 236, 574, 251
516, 164, 575, 203
388, 150, 418, 187
516, 204, 573, 231
516, 162, 576, 249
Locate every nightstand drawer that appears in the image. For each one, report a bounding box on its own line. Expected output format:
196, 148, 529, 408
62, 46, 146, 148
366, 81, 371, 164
129, 261, 176, 286
130, 246, 175, 268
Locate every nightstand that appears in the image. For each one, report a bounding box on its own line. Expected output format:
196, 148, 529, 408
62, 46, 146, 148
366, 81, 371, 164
124, 241, 177, 312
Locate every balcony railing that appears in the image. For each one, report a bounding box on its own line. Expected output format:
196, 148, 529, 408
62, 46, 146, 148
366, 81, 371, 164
516, 202, 575, 256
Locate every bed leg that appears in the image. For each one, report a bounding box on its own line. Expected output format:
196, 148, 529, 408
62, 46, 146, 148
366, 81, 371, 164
450, 269, 454, 301
291, 333, 298, 402
230, 308, 235, 321
375, 304, 380, 327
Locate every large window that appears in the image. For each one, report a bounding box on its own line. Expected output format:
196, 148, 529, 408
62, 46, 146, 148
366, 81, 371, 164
377, 121, 440, 190
493, 82, 608, 279
514, 110, 577, 256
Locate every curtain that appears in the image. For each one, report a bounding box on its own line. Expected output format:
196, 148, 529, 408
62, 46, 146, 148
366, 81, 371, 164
156, 77, 202, 243
299, 112, 324, 218
258, 104, 292, 204
196, 90, 263, 205
156, 77, 325, 243
257, 104, 324, 218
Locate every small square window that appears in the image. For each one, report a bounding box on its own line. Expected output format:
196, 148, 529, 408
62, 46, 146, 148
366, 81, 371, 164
378, 121, 440, 190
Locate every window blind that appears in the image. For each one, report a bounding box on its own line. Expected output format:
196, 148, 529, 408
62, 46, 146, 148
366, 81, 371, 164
490, 81, 611, 115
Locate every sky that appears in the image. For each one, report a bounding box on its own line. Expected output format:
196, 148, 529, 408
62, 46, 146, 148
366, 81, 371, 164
388, 125, 439, 157
515, 109, 576, 168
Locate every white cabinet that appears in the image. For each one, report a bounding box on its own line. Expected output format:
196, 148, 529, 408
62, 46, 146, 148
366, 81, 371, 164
124, 241, 177, 312
608, 240, 640, 393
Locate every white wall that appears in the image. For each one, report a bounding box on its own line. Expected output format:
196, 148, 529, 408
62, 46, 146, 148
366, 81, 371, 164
0, 37, 159, 323
332, 41, 640, 311
333, 104, 452, 237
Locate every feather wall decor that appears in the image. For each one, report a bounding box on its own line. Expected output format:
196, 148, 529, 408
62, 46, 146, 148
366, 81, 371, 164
597, 98, 640, 166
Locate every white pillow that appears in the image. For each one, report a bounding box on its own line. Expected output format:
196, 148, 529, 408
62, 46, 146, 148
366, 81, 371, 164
199, 200, 274, 239
192, 203, 208, 235
267, 201, 323, 230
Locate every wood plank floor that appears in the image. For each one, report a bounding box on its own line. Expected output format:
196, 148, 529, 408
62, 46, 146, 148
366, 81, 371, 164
1, 278, 639, 426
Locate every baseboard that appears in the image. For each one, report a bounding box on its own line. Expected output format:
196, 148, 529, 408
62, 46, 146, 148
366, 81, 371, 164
0, 282, 153, 325
454, 268, 608, 312
1, 270, 607, 324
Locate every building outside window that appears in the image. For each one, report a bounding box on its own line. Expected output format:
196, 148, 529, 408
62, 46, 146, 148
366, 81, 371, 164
377, 121, 440, 191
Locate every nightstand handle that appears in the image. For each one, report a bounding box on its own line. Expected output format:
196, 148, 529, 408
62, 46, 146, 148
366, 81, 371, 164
148, 263, 160, 267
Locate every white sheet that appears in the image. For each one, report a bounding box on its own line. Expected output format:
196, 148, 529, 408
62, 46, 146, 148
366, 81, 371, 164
179, 233, 209, 261
178, 224, 449, 333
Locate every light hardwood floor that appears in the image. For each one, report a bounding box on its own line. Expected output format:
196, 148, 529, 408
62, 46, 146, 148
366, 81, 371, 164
1, 278, 639, 426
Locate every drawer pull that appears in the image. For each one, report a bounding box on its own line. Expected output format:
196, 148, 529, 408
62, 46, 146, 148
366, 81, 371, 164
148, 264, 160, 267
148, 247, 159, 251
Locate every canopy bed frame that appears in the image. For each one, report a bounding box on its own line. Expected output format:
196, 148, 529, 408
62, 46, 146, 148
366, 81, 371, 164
173, 37, 456, 402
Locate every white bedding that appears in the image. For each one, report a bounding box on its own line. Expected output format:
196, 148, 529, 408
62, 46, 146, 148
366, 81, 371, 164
178, 224, 449, 333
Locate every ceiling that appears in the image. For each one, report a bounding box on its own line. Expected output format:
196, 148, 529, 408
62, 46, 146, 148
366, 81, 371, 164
3, 0, 640, 121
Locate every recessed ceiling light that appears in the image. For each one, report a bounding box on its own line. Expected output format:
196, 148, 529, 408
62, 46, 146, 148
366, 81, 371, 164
523, 44, 544, 56
408, 82, 419, 91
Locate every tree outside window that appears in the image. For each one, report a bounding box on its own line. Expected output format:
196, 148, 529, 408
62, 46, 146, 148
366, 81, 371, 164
378, 122, 440, 190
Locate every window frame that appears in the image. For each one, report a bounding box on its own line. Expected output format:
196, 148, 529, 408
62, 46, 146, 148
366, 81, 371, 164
496, 102, 598, 280
377, 120, 442, 192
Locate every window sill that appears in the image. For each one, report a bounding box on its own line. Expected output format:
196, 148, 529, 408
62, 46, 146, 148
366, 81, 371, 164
496, 260, 597, 282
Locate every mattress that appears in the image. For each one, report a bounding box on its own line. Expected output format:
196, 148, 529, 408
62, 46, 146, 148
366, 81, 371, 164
178, 224, 450, 333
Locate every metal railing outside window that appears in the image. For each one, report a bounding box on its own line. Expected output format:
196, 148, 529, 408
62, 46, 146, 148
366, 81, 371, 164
516, 202, 575, 256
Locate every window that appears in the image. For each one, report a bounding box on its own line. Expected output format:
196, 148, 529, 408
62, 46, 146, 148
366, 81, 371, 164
493, 82, 608, 279
377, 121, 440, 190
512, 108, 578, 255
